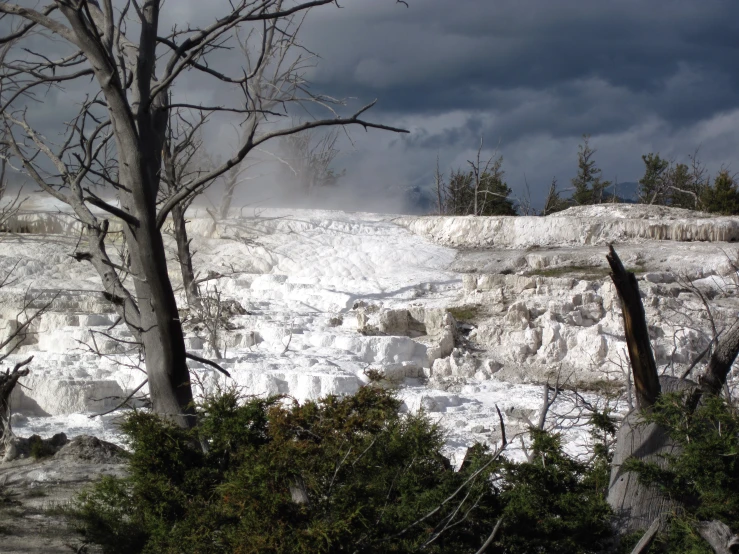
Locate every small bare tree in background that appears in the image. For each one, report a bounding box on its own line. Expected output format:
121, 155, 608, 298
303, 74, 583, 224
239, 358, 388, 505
161, 109, 211, 311
0, 183, 54, 449
214, 4, 352, 219
217, 131, 261, 220
278, 127, 344, 194
0, 0, 407, 428
435, 137, 516, 216
541, 177, 570, 215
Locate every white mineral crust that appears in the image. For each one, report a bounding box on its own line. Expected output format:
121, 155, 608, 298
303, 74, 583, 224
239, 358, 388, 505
2, 198, 738, 463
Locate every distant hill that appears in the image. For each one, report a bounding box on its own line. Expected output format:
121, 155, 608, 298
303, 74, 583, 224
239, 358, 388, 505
603, 181, 639, 203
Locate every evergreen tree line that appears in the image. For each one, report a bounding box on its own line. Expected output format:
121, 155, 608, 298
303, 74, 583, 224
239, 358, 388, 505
433, 135, 739, 216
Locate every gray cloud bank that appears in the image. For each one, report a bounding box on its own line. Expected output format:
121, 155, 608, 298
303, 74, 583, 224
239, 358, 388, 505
3, 1, 738, 214
293, 0, 739, 211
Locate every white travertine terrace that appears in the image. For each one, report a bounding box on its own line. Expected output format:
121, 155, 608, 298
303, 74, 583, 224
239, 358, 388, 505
1, 199, 738, 464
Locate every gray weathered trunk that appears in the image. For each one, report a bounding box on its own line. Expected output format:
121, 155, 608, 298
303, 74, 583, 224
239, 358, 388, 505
219, 169, 238, 220
121, 192, 196, 429
606, 245, 739, 541
0, 366, 28, 445
171, 203, 201, 311
607, 375, 695, 534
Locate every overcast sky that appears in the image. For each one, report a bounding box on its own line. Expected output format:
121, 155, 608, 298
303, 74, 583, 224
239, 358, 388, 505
4, 0, 739, 213
274, 0, 739, 212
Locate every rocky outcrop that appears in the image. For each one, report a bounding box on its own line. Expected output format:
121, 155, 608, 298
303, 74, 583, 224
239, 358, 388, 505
1, 201, 738, 475
395, 205, 739, 249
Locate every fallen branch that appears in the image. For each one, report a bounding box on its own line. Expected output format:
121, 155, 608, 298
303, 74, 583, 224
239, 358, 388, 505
696, 520, 739, 554
186, 352, 232, 378
475, 517, 504, 554
495, 404, 507, 446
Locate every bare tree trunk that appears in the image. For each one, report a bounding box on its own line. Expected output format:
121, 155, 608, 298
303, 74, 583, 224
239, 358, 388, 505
606, 245, 661, 409
606, 246, 681, 534
0, 157, 6, 202
701, 316, 739, 395
219, 168, 238, 220
696, 520, 739, 554
435, 154, 444, 215
608, 375, 695, 534
0, 357, 31, 446
122, 193, 196, 429
171, 203, 202, 311
606, 246, 739, 538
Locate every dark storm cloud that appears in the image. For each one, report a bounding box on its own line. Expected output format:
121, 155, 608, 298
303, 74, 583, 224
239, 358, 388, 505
281, 0, 739, 209
302, 0, 739, 126
3, 0, 738, 212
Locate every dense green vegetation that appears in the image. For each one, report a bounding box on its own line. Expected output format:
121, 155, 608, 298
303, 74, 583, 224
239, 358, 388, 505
70, 384, 616, 554
70, 380, 739, 553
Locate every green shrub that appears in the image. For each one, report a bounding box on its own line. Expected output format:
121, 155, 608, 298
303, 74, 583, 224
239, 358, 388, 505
448, 305, 481, 323
70, 386, 616, 554
495, 428, 613, 554
29, 435, 55, 460
71, 387, 503, 553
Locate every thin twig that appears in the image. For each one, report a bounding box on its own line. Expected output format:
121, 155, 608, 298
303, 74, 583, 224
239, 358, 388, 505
89, 379, 148, 418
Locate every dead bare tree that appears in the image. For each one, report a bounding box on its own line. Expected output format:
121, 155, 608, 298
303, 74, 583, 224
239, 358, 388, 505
606, 245, 739, 547
0, 356, 32, 448
0, 1, 408, 429
278, 127, 344, 194
434, 153, 445, 215
217, 137, 261, 220
468, 135, 504, 216
160, 109, 210, 311
0, 44, 25, 231
214, 5, 350, 217
0, 270, 55, 449
0, 164, 46, 448
541, 177, 570, 215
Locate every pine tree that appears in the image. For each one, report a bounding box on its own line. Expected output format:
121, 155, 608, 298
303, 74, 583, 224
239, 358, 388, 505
443, 167, 516, 216
477, 157, 517, 216
702, 170, 739, 215
571, 135, 609, 205
638, 153, 670, 204
445, 169, 474, 215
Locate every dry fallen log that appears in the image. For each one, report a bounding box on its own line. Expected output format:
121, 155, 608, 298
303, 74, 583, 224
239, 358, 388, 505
696, 520, 739, 554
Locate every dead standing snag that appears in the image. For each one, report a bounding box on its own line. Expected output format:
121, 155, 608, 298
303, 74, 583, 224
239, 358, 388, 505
0, 0, 408, 428
606, 245, 739, 542
606, 244, 661, 409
